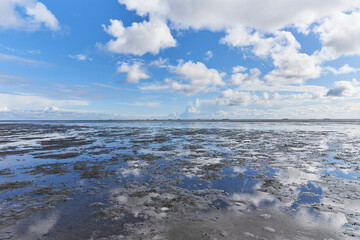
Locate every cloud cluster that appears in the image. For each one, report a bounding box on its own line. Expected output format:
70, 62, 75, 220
229, 67, 262, 86
117, 62, 150, 83
315, 11, 360, 60
118, 0, 358, 67
326, 64, 360, 75
112, 0, 359, 92
326, 79, 360, 97
114, 0, 358, 86
168, 61, 224, 95
222, 29, 321, 85
216, 89, 281, 107
118, 0, 357, 32
174, 74, 360, 118
142, 61, 225, 95
176, 97, 360, 120
102, 17, 176, 56
149, 57, 169, 68
0, 0, 59, 31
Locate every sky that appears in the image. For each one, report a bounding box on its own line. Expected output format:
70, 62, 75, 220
0, 0, 360, 120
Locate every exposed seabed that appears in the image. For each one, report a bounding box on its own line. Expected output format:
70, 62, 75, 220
0, 121, 359, 239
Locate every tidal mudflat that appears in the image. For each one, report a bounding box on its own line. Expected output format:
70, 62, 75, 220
0, 120, 359, 239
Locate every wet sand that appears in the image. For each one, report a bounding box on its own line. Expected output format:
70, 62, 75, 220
0, 121, 359, 239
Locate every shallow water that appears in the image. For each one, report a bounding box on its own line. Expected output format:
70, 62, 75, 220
0, 120, 359, 239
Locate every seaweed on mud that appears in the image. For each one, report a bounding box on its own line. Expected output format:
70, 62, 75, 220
152, 135, 170, 144
29, 185, 56, 196
73, 161, 88, 170
28, 163, 69, 175
158, 145, 175, 151
199, 173, 223, 181
39, 137, 94, 148
130, 139, 153, 145
29, 185, 74, 197
90, 149, 113, 155
137, 154, 161, 162
106, 156, 123, 164
0, 168, 13, 176
203, 163, 226, 172
0, 181, 33, 191
80, 165, 116, 179
119, 154, 137, 162
0, 149, 32, 157
183, 143, 204, 150
33, 152, 81, 159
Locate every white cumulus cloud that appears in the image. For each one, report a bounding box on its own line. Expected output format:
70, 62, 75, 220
149, 57, 169, 68
232, 66, 247, 73
315, 10, 360, 60
0, 0, 59, 31
102, 17, 176, 56
222, 29, 321, 85
216, 89, 281, 107
229, 68, 261, 86
264, 49, 321, 85
326, 79, 360, 98
117, 62, 150, 83
326, 64, 360, 75
140, 61, 225, 95
166, 61, 225, 95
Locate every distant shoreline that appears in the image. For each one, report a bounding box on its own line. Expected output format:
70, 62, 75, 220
1, 119, 360, 123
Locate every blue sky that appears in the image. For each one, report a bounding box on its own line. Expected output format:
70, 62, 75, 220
1, 0, 360, 119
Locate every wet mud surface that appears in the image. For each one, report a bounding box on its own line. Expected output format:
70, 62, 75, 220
0, 121, 359, 239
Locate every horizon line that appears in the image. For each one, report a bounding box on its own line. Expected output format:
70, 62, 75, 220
1, 118, 360, 122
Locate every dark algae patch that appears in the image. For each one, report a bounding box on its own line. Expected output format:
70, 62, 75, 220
0, 180, 33, 191
0, 120, 359, 239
